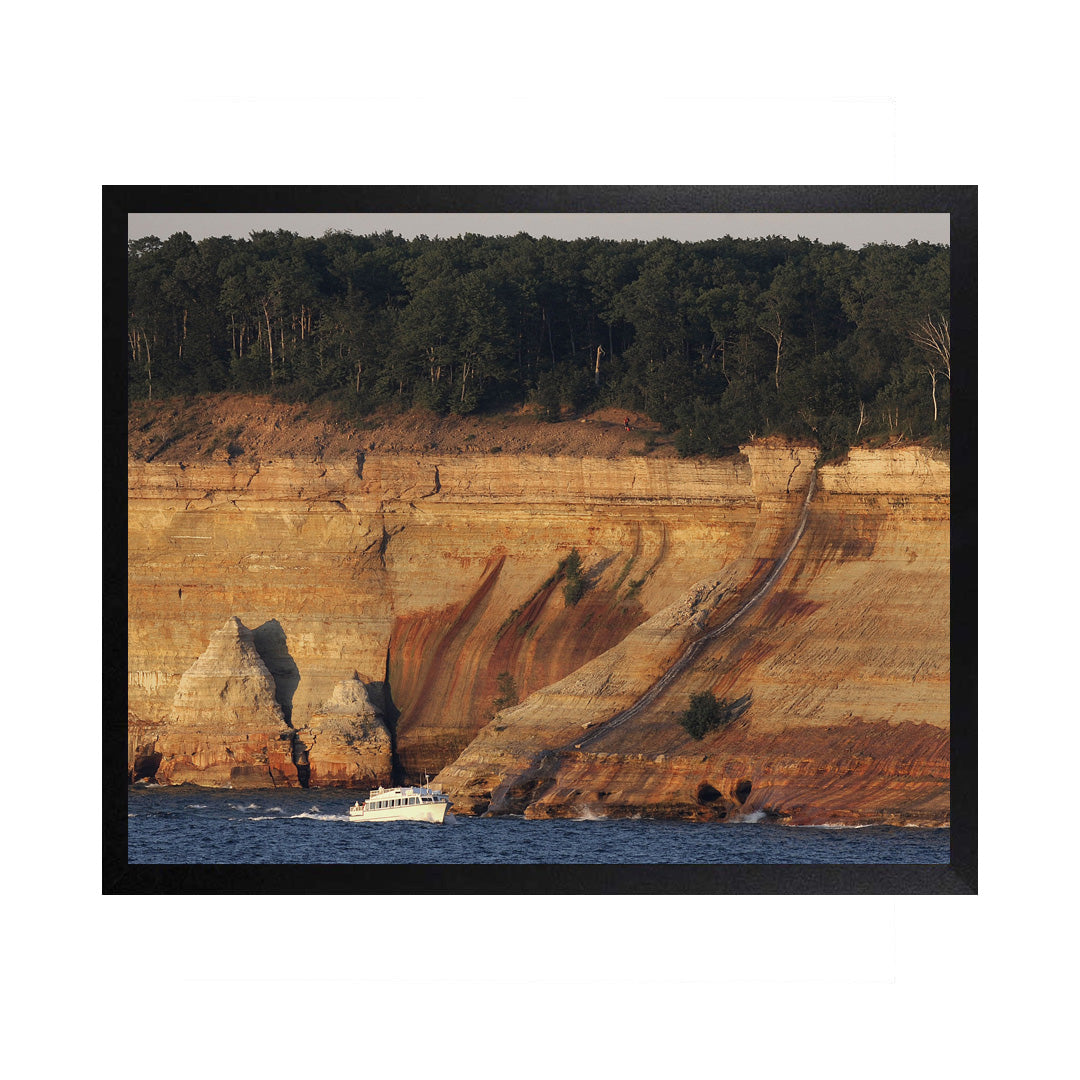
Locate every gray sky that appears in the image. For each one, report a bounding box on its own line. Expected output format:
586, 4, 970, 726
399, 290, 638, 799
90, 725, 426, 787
128, 212, 949, 248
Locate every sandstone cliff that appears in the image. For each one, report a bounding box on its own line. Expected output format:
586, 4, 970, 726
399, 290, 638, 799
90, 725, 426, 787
128, 451, 769, 780
300, 675, 393, 788
127, 442, 949, 824
436, 446, 949, 824
150, 616, 297, 788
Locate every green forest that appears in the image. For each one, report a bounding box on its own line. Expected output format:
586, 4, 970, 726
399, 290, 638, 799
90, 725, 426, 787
128, 228, 950, 456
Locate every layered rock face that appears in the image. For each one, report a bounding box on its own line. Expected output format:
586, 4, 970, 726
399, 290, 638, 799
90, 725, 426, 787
129, 451, 769, 785
299, 675, 393, 788
134, 616, 394, 789
151, 616, 298, 788
435, 447, 951, 826
128, 445, 950, 823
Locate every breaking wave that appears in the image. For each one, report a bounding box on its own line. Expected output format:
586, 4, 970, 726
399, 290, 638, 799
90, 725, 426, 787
801, 821, 874, 829
290, 810, 350, 822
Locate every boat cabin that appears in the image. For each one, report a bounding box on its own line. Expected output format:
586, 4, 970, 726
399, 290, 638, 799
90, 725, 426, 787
362, 784, 447, 811
367, 792, 441, 809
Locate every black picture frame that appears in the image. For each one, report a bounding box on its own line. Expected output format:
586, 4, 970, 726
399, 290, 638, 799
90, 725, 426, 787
104, 184, 976, 895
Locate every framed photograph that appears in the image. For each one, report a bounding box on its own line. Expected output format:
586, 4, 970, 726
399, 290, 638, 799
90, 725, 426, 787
105, 185, 975, 894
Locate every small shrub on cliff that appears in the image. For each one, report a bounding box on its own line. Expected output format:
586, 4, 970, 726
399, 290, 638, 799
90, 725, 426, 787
678, 691, 735, 740
493, 672, 518, 713
559, 548, 587, 606
413, 376, 451, 415
534, 371, 562, 423
564, 577, 586, 606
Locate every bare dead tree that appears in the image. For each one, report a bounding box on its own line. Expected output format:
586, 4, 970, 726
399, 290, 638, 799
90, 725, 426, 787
130, 322, 155, 401
143, 329, 154, 402
760, 310, 785, 390
910, 314, 951, 422
910, 313, 951, 376
262, 299, 275, 383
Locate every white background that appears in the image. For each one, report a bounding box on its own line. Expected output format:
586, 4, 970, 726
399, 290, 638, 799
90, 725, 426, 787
5, 2, 1069, 1077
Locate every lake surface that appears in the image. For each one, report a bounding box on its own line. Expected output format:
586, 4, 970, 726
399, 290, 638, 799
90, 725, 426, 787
127, 785, 950, 865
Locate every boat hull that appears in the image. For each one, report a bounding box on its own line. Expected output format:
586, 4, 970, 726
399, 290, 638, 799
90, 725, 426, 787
348, 801, 449, 824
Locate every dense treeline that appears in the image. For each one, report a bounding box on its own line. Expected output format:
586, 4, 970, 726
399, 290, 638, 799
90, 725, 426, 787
128, 228, 949, 455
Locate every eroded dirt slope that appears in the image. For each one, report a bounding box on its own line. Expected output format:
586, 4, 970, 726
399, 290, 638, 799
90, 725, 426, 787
128, 394, 679, 463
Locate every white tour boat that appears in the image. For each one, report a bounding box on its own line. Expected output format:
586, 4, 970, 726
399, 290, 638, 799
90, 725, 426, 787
348, 780, 451, 823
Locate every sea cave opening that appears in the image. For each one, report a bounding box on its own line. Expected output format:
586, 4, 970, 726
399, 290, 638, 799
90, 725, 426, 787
697, 782, 722, 804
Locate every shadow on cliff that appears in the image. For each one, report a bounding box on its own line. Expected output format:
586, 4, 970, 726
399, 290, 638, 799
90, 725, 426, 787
252, 619, 308, 784
381, 644, 405, 783
252, 620, 301, 725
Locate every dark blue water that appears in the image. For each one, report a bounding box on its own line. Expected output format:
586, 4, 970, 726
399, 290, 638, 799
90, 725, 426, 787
127, 785, 949, 865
